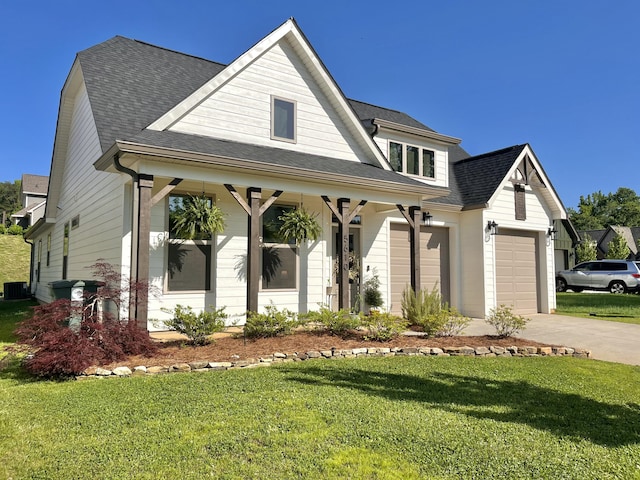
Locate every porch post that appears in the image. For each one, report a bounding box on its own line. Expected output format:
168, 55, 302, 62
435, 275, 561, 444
338, 198, 351, 310
247, 187, 262, 314
409, 206, 422, 293
135, 173, 154, 330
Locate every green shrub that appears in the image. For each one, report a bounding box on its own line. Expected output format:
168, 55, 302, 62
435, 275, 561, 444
437, 307, 472, 336
303, 306, 361, 336
0, 224, 6, 234
363, 269, 383, 309
362, 310, 408, 341
485, 304, 529, 337
7, 224, 23, 235
159, 304, 227, 345
401, 284, 446, 335
245, 303, 298, 338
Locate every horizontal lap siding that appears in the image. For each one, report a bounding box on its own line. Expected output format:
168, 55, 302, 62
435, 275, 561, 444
171, 39, 367, 162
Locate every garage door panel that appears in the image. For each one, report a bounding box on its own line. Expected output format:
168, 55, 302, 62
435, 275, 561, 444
495, 231, 538, 314
390, 224, 450, 315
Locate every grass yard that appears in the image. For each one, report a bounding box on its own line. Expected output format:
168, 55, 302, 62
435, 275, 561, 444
556, 292, 640, 324
0, 299, 36, 362
1, 354, 640, 478
0, 234, 31, 296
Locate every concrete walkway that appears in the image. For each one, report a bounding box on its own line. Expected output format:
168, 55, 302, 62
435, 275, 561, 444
464, 314, 640, 365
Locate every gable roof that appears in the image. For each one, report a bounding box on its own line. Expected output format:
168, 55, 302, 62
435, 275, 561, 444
78, 36, 226, 153
20, 174, 48, 196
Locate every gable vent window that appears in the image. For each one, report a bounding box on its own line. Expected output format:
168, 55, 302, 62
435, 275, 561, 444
271, 97, 296, 142
515, 184, 526, 220
389, 141, 435, 179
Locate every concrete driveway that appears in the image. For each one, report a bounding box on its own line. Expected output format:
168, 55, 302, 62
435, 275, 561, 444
464, 314, 640, 366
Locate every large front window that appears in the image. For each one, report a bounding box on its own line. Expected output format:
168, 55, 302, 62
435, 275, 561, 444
167, 194, 212, 291
261, 205, 298, 290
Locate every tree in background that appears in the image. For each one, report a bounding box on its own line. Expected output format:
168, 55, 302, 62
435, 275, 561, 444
575, 234, 597, 263
0, 180, 21, 226
568, 187, 640, 231
605, 232, 630, 259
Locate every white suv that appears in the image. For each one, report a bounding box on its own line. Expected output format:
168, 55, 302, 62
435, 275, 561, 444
556, 260, 640, 294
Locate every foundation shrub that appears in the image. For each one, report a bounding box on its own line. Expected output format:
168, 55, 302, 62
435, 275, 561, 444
302, 306, 361, 336
159, 305, 227, 345
401, 285, 447, 336
485, 304, 530, 337
437, 307, 472, 336
245, 303, 299, 338
362, 310, 408, 341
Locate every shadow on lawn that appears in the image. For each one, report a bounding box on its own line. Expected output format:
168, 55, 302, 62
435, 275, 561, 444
283, 363, 640, 447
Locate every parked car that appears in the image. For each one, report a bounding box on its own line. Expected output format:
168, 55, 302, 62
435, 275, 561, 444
556, 260, 640, 294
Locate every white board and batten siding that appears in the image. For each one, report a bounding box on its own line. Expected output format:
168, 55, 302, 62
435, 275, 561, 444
32, 85, 127, 303
169, 39, 369, 163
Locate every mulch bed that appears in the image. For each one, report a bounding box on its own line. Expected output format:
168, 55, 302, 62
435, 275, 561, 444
103, 331, 555, 369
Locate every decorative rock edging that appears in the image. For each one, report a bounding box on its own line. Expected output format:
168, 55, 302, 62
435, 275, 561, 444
77, 345, 591, 380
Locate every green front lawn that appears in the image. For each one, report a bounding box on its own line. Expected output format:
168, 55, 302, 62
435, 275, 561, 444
0, 234, 31, 296
556, 292, 640, 324
1, 355, 639, 479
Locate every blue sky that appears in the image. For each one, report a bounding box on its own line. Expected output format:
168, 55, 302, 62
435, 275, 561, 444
1, 0, 637, 209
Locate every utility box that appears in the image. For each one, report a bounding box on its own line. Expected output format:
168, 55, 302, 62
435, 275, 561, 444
3, 282, 28, 300
49, 280, 104, 300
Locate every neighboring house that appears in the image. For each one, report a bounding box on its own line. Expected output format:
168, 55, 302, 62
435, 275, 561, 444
25, 19, 567, 330
580, 226, 640, 260
553, 219, 580, 271
11, 174, 48, 228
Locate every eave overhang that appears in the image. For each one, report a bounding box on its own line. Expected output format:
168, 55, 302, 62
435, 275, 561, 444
372, 118, 462, 145
94, 140, 448, 200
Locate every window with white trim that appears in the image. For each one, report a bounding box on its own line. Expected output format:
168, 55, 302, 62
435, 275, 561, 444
167, 194, 213, 291
271, 97, 296, 142
261, 205, 298, 290
389, 141, 435, 179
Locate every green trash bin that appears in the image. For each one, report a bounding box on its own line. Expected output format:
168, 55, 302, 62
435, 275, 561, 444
49, 280, 104, 300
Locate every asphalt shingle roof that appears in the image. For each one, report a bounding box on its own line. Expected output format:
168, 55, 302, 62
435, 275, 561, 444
21, 174, 48, 195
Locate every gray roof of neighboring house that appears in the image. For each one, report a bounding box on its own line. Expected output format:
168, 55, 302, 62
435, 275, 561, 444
21, 174, 48, 195
76, 35, 518, 207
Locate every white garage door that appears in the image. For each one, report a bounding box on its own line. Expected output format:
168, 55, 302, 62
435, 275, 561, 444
390, 224, 450, 315
495, 230, 538, 314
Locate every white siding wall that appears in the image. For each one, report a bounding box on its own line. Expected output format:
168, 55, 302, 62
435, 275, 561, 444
31, 84, 126, 303
373, 131, 448, 188
483, 183, 555, 315
170, 39, 369, 162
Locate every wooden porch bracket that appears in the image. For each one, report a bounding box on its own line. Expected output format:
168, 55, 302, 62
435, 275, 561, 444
224, 184, 283, 313
396, 204, 422, 293
322, 196, 367, 309
150, 178, 183, 207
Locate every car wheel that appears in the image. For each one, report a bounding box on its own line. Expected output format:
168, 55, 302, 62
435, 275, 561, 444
556, 278, 567, 292
571, 287, 583, 293
609, 281, 626, 294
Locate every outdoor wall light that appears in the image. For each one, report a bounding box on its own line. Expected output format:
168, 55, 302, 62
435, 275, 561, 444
547, 227, 558, 240
487, 220, 499, 235
422, 211, 433, 226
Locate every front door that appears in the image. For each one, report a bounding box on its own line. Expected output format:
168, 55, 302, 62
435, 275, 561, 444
332, 227, 361, 312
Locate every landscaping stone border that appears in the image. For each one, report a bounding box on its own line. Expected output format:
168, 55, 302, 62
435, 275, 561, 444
78, 345, 591, 379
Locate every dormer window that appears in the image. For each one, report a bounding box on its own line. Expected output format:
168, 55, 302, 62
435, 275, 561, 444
389, 141, 435, 178
271, 96, 296, 142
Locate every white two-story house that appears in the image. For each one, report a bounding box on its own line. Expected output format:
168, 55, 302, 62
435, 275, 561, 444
26, 19, 566, 330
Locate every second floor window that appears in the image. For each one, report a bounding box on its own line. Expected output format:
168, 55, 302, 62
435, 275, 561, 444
271, 97, 296, 142
389, 141, 435, 179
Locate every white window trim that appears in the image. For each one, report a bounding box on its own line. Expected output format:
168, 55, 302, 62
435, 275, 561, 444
270, 95, 297, 143
388, 140, 436, 180
260, 203, 299, 291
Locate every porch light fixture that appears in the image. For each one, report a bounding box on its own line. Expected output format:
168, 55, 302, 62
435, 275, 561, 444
547, 227, 558, 240
487, 220, 498, 235
422, 211, 433, 226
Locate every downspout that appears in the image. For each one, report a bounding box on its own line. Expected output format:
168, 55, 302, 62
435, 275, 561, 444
112, 153, 139, 318
22, 235, 35, 297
